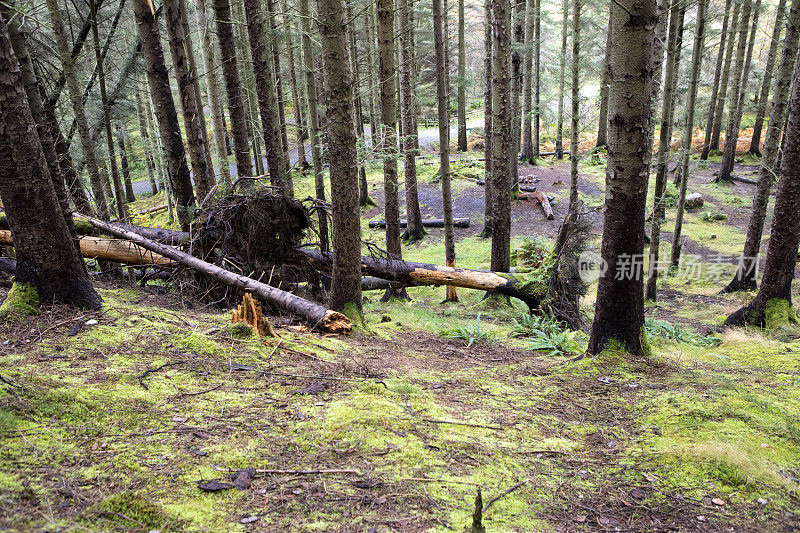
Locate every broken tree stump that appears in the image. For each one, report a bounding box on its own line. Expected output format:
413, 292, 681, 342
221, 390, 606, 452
232, 293, 276, 337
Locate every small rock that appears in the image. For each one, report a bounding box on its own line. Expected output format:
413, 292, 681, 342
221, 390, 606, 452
685, 192, 704, 210
85, 319, 98, 326
757, 497, 768, 505
240, 516, 258, 524
712, 497, 726, 506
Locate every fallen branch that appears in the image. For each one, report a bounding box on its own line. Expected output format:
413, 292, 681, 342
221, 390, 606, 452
215, 466, 359, 475
482, 480, 529, 512
422, 418, 504, 430
368, 218, 470, 229
728, 174, 758, 185
518, 192, 555, 220
303, 249, 541, 309
74, 215, 351, 334
137, 360, 186, 390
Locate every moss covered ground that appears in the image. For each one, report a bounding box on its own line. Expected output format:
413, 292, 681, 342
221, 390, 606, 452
0, 151, 798, 531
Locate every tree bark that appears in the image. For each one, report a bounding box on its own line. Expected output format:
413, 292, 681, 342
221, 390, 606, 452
588, 0, 658, 356
457, 0, 468, 152
724, 0, 800, 293
0, 16, 100, 310
748, 0, 787, 156
135, 84, 159, 195
596, 4, 612, 148
133, 0, 196, 231
710, 0, 742, 153
556, 0, 568, 159
568, 0, 580, 209
700, 0, 733, 159
510, 0, 525, 189
266, 0, 292, 184
117, 124, 135, 202
366, 3, 381, 149
480, 0, 494, 237
282, 0, 308, 168
520, 0, 536, 163
317, 0, 363, 314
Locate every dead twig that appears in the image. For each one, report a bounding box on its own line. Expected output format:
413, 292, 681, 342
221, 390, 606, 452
482, 480, 530, 512
422, 418, 504, 431
137, 360, 186, 390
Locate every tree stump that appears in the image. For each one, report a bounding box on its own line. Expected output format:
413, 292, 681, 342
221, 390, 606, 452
232, 293, 276, 337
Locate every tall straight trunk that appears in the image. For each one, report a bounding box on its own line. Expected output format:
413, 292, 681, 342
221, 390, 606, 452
490, 0, 512, 273
144, 83, 167, 192
266, 0, 292, 182
2, 3, 80, 239
366, 4, 380, 149
195, 0, 231, 186
520, 0, 536, 163
399, 0, 424, 242
645, 2, 682, 301
726, 61, 800, 328
378, 0, 402, 262
710, 0, 741, 152
701, 0, 733, 159
671, 0, 707, 270
316, 0, 362, 314
568, 0, 580, 209
480, 0, 494, 237
408, 3, 421, 150
164, 0, 214, 201
587, 0, 658, 357
556, 0, 568, 159
282, 0, 308, 167
345, 2, 372, 207
134, 87, 159, 195
117, 124, 135, 202
434, 0, 459, 301
300, 0, 329, 251
45, 0, 109, 220
510, 0, 525, 188
533, 0, 540, 159
724, 0, 800, 293
212, 0, 254, 181
0, 16, 100, 310
133, 0, 196, 231
748, 0, 787, 155
596, 4, 612, 148
242, 0, 291, 196
456, 0, 468, 151
718, 0, 758, 182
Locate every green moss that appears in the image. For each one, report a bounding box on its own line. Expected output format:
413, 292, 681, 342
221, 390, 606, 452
223, 321, 255, 339
764, 298, 799, 329
94, 492, 177, 530
0, 282, 40, 317
341, 301, 366, 330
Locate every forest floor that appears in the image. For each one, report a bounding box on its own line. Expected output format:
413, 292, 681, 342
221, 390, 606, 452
0, 150, 799, 532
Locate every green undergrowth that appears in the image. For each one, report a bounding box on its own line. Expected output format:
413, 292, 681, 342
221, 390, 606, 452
0, 282, 40, 318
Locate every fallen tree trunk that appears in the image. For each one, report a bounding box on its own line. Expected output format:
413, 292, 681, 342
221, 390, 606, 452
74, 215, 351, 334
302, 249, 541, 309
729, 174, 758, 185
0, 230, 174, 266
368, 218, 470, 229
518, 192, 555, 220
138, 204, 168, 215
476, 179, 538, 193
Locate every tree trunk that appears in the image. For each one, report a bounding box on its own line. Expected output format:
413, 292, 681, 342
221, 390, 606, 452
282, 0, 308, 168
117, 124, 135, 202
346, 4, 373, 208
671, 0, 707, 271
0, 16, 100, 310
520, 0, 536, 163
717, 0, 759, 182
266, 0, 292, 184
700, 0, 733, 159
399, 0, 425, 243
645, 2, 683, 300
510, 0, 525, 190
533, 0, 540, 160
596, 4, 612, 148
725, 61, 800, 328
556, 0, 568, 159
568, 0, 580, 209
133, 0, 196, 231
480, 0, 494, 238
588, 0, 658, 356
435, 0, 459, 301
748, 0, 787, 156
724, 0, 800, 293
366, 3, 380, 149
135, 84, 159, 195
316, 0, 363, 314
195, 0, 231, 187
457, 0, 468, 152
45, 0, 109, 220
710, 0, 742, 153
242, 0, 291, 196
212, 0, 254, 183
490, 0, 512, 274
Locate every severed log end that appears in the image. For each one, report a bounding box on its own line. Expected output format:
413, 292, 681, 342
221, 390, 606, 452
322, 310, 353, 335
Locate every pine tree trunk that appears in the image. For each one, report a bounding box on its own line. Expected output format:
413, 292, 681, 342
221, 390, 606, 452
133, 0, 196, 231
510, 0, 525, 189
520, 0, 535, 163
345, 4, 372, 208
195, 0, 231, 186
533, 0, 540, 159
748, 0, 787, 156
490, 0, 512, 273
724, 0, 800, 293
212, 0, 254, 182
568, 0, 580, 209
596, 5, 612, 148
700, 0, 733, 159
645, 2, 682, 301
726, 61, 800, 328
480, 0, 494, 238
0, 16, 100, 310
434, 0, 459, 301
366, 4, 380, 149
117, 124, 135, 202
282, 0, 308, 168
143, 84, 168, 193
45, 0, 109, 220
316, 0, 363, 314
266, 0, 292, 184
242, 0, 291, 196
710, 0, 741, 152
300, 0, 329, 251
457, 0, 468, 152
717, 0, 758, 182
671, 0, 707, 270
399, 0, 425, 243
134, 87, 159, 195
164, 0, 214, 201
556, 0, 568, 159
587, 0, 658, 357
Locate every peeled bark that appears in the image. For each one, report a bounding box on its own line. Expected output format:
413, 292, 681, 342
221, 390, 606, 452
588, 0, 658, 356
700, 0, 732, 160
